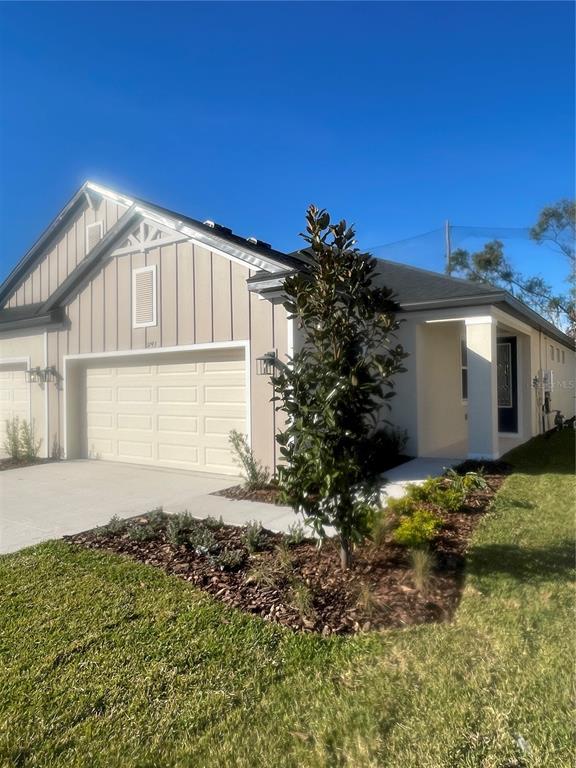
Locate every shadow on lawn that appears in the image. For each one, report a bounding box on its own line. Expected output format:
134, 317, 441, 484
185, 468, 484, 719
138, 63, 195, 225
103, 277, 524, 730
502, 430, 575, 476
468, 540, 575, 583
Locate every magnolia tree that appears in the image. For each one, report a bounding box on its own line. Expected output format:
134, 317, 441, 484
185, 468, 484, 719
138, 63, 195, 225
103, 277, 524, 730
273, 206, 407, 569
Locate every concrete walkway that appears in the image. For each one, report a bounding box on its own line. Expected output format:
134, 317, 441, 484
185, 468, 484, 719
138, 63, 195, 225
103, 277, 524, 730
381, 456, 459, 499
0, 456, 456, 555
0, 460, 303, 555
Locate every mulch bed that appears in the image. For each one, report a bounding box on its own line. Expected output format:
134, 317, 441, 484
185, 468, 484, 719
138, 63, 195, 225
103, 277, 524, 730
214, 455, 415, 505
65, 464, 509, 635
213, 483, 285, 504
0, 457, 54, 472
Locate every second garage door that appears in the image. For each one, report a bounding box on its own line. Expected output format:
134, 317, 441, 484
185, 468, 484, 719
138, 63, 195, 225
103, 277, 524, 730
0, 363, 30, 458
84, 348, 246, 475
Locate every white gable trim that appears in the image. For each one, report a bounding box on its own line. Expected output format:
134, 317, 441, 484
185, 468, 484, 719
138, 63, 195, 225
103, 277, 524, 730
86, 181, 287, 274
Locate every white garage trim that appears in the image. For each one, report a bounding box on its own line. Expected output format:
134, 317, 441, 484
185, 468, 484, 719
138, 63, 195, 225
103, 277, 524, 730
62, 340, 251, 462
44, 331, 49, 458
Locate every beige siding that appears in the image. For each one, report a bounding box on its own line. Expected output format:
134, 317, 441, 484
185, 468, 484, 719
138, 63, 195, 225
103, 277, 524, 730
3, 196, 128, 308
43, 236, 288, 472
160, 244, 178, 348
176, 242, 195, 345
194, 246, 213, 344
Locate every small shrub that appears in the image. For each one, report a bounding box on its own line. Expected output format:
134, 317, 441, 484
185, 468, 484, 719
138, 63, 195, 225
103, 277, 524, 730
20, 420, 40, 461
229, 430, 270, 490
146, 508, 169, 532
204, 515, 224, 530
288, 581, 316, 621
286, 521, 307, 545
214, 548, 246, 572
410, 548, 434, 594
166, 511, 196, 547
246, 560, 278, 588
384, 494, 417, 517
243, 520, 264, 553
393, 508, 442, 549
101, 515, 129, 536
187, 526, 217, 556
4, 417, 21, 460
445, 468, 488, 494
127, 523, 157, 542
407, 478, 466, 512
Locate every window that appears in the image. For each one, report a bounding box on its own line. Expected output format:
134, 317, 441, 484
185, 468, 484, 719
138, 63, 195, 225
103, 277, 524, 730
550, 345, 554, 361
556, 347, 560, 362
562, 350, 566, 364
460, 337, 468, 401
86, 221, 103, 252
132, 265, 157, 328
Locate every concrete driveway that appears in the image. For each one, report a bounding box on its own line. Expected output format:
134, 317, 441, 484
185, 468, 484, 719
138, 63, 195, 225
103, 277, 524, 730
0, 460, 297, 555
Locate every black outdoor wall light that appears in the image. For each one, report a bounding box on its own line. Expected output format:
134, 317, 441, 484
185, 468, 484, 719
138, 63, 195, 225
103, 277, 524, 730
255, 351, 289, 376
25, 366, 58, 384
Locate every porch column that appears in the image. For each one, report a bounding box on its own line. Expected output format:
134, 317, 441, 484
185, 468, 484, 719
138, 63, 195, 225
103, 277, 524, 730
465, 316, 499, 459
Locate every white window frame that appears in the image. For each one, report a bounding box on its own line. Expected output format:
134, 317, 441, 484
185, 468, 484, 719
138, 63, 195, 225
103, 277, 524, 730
86, 221, 103, 251
132, 264, 157, 329
550, 345, 554, 361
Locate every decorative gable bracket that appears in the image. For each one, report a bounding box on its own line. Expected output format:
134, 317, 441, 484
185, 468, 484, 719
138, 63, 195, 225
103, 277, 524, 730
111, 220, 189, 257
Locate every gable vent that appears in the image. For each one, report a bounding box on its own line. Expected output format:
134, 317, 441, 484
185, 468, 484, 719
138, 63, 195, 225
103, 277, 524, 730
132, 265, 157, 328
86, 221, 103, 252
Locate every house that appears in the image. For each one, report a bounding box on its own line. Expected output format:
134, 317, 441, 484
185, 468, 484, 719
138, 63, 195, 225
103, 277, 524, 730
0, 182, 574, 474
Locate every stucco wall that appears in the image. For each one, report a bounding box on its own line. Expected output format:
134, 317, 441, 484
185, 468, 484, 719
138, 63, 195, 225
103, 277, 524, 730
416, 322, 468, 456
529, 331, 576, 431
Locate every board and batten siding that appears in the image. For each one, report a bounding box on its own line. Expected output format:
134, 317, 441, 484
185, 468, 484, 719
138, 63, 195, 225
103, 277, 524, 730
5, 197, 127, 308
46, 242, 288, 471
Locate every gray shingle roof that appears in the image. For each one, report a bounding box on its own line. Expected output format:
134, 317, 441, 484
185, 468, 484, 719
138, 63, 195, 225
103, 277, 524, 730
373, 259, 501, 306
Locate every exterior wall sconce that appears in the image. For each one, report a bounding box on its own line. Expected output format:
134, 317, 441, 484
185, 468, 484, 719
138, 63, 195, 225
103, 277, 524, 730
25, 366, 58, 384
255, 351, 289, 376
42, 366, 58, 383
25, 367, 43, 384
256, 352, 277, 376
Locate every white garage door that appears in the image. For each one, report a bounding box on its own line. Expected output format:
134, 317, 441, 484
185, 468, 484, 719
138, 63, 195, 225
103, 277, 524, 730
0, 364, 30, 457
84, 349, 246, 475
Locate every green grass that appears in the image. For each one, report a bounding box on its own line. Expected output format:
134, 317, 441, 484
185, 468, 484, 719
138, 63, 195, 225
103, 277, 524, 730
1, 431, 574, 768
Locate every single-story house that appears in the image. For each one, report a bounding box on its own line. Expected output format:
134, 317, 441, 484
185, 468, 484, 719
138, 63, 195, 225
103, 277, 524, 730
1, 182, 574, 474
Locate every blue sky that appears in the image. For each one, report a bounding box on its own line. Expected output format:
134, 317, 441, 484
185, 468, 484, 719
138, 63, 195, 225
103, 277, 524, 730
0, 1, 573, 289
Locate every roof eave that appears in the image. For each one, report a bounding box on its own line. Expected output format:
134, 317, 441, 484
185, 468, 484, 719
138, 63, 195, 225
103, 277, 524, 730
0, 308, 64, 333
0, 184, 92, 306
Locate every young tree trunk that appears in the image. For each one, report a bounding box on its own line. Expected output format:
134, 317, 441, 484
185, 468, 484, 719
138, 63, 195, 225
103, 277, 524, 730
340, 537, 352, 570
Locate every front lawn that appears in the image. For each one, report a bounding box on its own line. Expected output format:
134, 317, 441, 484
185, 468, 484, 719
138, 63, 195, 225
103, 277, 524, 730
1, 431, 574, 767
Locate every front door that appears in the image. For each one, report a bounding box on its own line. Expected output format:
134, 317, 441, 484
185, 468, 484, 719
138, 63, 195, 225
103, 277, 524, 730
497, 336, 518, 433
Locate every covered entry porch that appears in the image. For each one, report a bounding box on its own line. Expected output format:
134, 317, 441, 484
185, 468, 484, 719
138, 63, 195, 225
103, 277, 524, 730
416, 310, 533, 460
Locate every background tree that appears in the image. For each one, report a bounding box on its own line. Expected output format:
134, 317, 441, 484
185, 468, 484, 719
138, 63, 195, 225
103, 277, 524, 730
273, 206, 407, 569
447, 199, 575, 336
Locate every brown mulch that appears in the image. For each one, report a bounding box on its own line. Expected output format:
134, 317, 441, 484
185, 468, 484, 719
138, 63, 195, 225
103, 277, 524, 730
213, 484, 285, 504
0, 457, 55, 471
65, 468, 507, 635
215, 455, 414, 505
